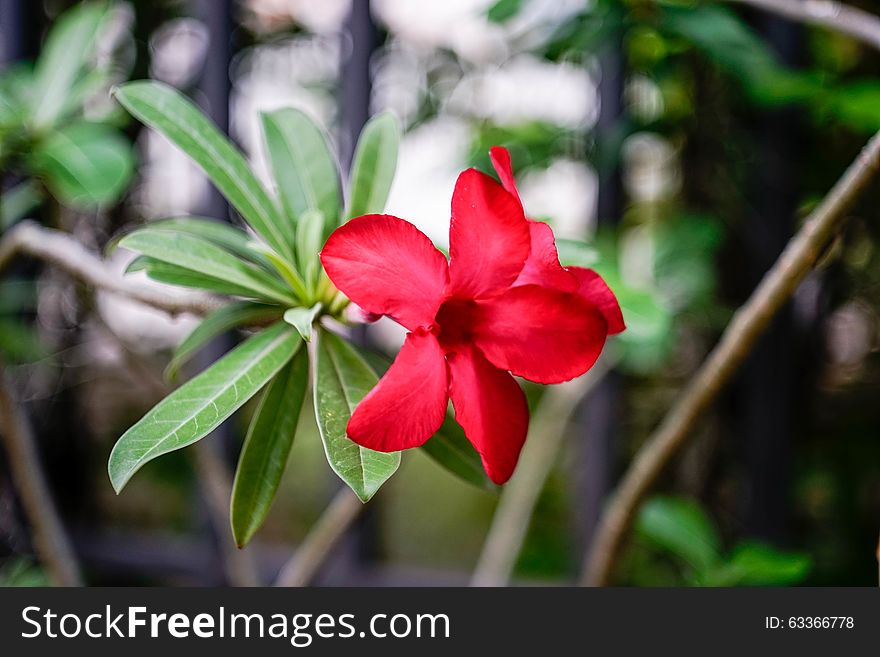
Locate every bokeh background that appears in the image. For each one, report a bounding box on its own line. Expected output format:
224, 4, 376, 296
1, 0, 879, 586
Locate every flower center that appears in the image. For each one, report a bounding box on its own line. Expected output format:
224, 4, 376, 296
434, 298, 478, 351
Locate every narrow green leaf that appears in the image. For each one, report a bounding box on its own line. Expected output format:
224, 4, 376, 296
313, 329, 400, 502
31, 2, 109, 127
709, 541, 811, 586
127, 256, 262, 298
635, 496, 722, 574
296, 209, 324, 290
143, 217, 274, 271
283, 303, 321, 342
30, 122, 133, 208
231, 348, 309, 547
261, 108, 341, 239
113, 81, 291, 259
166, 302, 282, 381
120, 229, 295, 305
346, 112, 400, 220
246, 242, 310, 302
108, 323, 300, 493
0, 180, 42, 230
421, 413, 496, 491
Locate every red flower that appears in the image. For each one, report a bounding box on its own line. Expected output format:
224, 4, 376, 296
320, 147, 624, 484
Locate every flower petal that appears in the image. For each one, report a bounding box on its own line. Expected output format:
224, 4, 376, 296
448, 169, 530, 299
568, 267, 626, 335
320, 214, 449, 330
473, 284, 607, 384
447, 344, 528, 484
347, 330, 448, 452
489, 146, 521, 203
514, 221, 578, 291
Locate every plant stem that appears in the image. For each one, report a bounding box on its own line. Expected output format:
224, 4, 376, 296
471, 358, 612, 586
274, 488, 364, 587
582, 129, 880, 586
0, 364, 83, 586
0, 221, 220, 317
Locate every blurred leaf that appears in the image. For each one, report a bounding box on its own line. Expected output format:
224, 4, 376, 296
113, 81, 291, 259
313, 329, 400, 502
0, 280, 37, 315
0, 180, 42, 230
165, 301, 282, 381
487, 0, 524, 23
635, 496, 722, 575
108, 323, 300, 493
652, 214, 723, 311
283, 304, 321, 342
659, 4, 816, 106
347, 112, 400, 220
0, 559, 50, 587
709, 541, 812, 586
421, 412, 496, 491
556, 238, 600, 268
120, 228, 295, 305
30, 121, 133, 207
231, 347, 309, 547
31, 2, 109, 127
261, 108, 341, 244
0, 319, 47, 364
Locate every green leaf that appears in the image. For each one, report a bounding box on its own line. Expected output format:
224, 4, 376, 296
556, 238, 600, 268
31, 2, 109, 127
0, 319, 48, 364
128, 256, 264, 298
0, 181, 42, 230
635, 496, 722, 575
108, 323, 300, 493
246, 241, 310, 302
260, 108, 341, 240
283, 303, 321, 342
113, 81, 291, 259
346, 112, 400, 220
30, 122, 133, 208
166, 302, 282, 381
487, 0, 524, 23
421, 412, 496, 491
120, 228, 295, 305
142, 217, 274, 271
296, 209, 324, 290
0, 281, 37, 315
313, 329, 400, 501
231, 348, 309, 547
709, 542, 812, 586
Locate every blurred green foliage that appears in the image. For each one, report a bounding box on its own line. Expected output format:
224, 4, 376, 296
627, 496, 811, 586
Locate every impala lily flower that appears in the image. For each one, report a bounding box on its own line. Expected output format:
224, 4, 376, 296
320, 147, 624, 484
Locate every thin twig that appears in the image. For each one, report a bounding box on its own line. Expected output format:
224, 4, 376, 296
725, 0, 880, 52
582, 129, 880, 586
274, 488, 364, 587
0, 365, 83, 586
471, 358, 612, 587
0, 221, 220, 317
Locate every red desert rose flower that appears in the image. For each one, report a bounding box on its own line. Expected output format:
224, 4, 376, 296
320, 146, 625, 484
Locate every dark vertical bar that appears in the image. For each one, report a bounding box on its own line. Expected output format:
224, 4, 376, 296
339, 0, 378, 172
737, 15, 804, 544
0, 0, 40, 65
574, 33, 625, 566
191, 0, 236, 584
